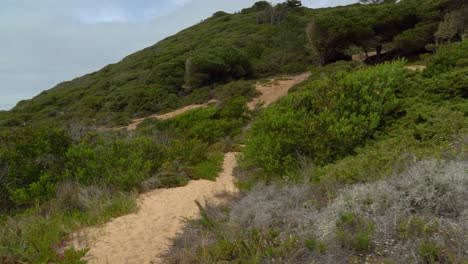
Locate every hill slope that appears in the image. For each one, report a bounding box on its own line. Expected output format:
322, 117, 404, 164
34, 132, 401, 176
6, 3, 314, 126
2, 0, 458, 127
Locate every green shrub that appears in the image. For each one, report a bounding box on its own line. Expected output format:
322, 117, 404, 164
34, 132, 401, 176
185, 46, 253, 90
244, 61, 406, 175
0, 126, 72, 210
191, 153, 224, 181
65, 134, 164, 190
418, 241, 445, 264
215, 80, 258, 103
424, 40, 468, 75
336, 213, 375, 252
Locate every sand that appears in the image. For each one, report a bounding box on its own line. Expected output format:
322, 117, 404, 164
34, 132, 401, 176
124, 99, 218, 130
247, 72, 311, 110
69, 152, 238, 264
405, 65, 427, 71
68, 71, 311, 263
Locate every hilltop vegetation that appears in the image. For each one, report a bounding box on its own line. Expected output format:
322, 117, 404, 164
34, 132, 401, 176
3, 2, 313, 127
2, 0, 464, 127
1, 0, 467, 263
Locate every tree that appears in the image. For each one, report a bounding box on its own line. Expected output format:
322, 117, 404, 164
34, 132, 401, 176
252, 1, 271, 11
306, 19, 331, 65
285, 0, 302, 8
435, 6, 468, 44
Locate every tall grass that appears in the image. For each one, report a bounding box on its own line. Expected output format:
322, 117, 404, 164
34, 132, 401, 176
0, 182, 136, 263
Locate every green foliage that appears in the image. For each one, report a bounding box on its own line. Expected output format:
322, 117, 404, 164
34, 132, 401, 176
307, 0, 454, 64
200, 229, 299, 263
418, 241, 445, 264
215, 80, 258, 103
244, 61, 406, 175
392, 22, 439, 53
0, 126, 72, 210
65, 135, 164, 190
185, 46, 253, 90
336, 213, 375, 251
151, 97, 249, 145
424, 40, 468, 75
0, 186, 136, 263
191, 153, 224, 181
396, 217, 439, 239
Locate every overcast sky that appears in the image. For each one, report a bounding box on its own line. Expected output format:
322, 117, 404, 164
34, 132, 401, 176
0, 0, 356, 110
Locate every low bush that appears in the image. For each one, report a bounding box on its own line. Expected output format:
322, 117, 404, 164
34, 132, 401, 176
65, 134, 164, 191
244, 61, 406, 175
424, 40, 468, 75
0, 183, 136, 263
0, 126, 72, 211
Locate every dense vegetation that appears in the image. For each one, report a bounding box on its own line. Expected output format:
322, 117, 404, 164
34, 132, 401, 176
0, 91, 253, 262
1, 0, 461, 127
165, 40, 468, 263
1, 0, 467, 263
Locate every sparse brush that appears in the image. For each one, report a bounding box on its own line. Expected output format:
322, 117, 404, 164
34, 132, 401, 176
165, 156, 468, 263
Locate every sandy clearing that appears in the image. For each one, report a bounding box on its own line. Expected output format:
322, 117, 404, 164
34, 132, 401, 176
69, 152, 238, 264
352, 51, 379, 62
247, 72, 311, 110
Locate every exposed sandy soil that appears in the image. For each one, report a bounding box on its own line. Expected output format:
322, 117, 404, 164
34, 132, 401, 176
352, 51, 379, 62
247, 72, 311, 110
104, 99, 217, 131
405, 65, 427, 71
69, 152, 238, 264
68, 72, 310, 263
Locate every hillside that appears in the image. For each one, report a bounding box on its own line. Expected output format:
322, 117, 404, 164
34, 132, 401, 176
1, 0, 458, 127
1, 0, 467, 263
3, 2, 314, 127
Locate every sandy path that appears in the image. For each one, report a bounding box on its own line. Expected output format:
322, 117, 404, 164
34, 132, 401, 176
105, 72, 310, 131
70, 71, 311, 263
70, 152, 238, 264
124, 99, 218, 130
247, 72, 311, 110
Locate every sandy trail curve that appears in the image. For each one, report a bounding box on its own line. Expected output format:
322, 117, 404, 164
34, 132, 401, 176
125, 99, 218, 130
108, 72, 311, 131
70, 152, 238, 264
69, 71, 310, 263
247, 72, 311, 110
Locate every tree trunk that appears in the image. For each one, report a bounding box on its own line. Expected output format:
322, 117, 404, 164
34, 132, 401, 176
376, 45, 382, 62
319, 50, 326, 66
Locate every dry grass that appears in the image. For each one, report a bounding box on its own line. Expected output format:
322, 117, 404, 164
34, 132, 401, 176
164, 156, 468, 263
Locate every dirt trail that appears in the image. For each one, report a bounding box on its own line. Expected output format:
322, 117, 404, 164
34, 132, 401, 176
124, 99, 218, 130
69, 72, 310, 263
110, 72, 310, 131
247, 72, 311, 110
70, 152, 238, 264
